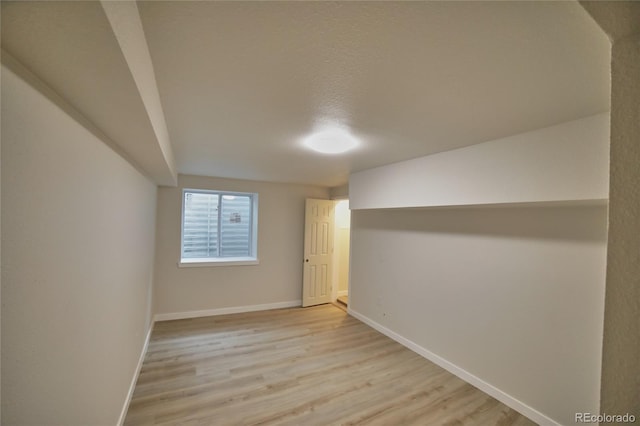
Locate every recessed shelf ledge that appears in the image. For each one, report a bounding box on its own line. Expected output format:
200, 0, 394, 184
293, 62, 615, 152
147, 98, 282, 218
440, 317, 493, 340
350, 198, 609, 211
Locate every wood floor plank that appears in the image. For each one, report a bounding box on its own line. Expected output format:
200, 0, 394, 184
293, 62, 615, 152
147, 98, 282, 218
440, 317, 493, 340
124, 305, 536, 426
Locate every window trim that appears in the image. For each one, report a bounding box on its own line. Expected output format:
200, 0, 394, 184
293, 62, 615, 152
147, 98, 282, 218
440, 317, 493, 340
179, 188, 259, 267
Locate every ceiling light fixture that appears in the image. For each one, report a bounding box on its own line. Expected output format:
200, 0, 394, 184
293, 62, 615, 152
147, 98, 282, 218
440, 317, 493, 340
302, 126, 359, 154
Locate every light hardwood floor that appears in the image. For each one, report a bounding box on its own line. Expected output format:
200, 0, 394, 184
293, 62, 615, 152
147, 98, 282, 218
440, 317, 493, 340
125, 305, 536, 426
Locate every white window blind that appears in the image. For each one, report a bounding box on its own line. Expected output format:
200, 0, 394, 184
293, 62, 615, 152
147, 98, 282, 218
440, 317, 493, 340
181, 190, 257, 263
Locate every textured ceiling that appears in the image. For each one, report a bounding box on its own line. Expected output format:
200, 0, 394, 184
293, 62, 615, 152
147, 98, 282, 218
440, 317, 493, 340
2, 1, 610, 187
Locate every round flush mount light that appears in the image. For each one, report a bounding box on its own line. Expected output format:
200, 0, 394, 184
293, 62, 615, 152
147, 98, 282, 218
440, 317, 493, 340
302, 127, 359, 154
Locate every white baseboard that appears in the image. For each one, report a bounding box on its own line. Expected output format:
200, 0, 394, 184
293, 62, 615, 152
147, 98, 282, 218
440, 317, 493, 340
118, 321, 154, 426
347, 308, 559, 426
153, 300, 302, 322
336, 290, 348, 297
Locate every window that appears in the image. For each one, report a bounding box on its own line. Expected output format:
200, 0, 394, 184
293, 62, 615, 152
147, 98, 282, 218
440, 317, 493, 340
180, 189, 258, 266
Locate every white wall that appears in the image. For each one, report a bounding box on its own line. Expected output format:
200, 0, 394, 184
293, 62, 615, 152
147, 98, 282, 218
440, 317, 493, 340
153, 174, 329, 317
349, 205, 607, 425
1, 63, 157, 425
336, 229, 350, 294
350, 113, 609, 210
329, 183, 349, 200
599, 32, 640, 418
348, 112, 611, 424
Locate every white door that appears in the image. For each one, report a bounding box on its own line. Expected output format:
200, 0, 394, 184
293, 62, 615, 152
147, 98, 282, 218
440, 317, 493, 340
302, 199, 334, 307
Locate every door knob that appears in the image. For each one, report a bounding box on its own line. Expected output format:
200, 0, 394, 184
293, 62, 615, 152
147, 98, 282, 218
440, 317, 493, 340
305, 259, 309, 262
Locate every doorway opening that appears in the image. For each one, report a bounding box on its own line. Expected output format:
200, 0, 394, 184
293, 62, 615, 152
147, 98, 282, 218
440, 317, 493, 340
333, 199, 351, 308
301, 198, 351, 308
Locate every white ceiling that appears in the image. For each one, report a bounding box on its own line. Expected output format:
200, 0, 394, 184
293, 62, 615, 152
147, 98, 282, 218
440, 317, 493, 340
2, 1, 610, 187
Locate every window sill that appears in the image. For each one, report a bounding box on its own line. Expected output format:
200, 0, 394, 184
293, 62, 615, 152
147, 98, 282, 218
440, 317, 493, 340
178, 257, 260, 268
